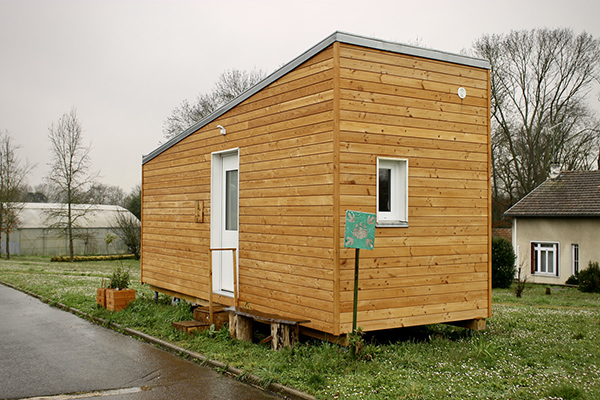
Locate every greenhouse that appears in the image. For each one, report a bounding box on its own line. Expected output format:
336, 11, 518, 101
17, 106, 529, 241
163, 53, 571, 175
1, 203, 138, 256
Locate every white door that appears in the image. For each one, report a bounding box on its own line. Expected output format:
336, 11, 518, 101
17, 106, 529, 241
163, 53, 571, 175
211, 150, 239, 294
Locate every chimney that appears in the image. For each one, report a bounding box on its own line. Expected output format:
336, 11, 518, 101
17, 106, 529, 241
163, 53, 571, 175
549, 164, 561, 179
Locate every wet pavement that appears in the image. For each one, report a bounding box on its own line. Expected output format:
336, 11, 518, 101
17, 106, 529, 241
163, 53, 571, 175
0, 284, 282, 400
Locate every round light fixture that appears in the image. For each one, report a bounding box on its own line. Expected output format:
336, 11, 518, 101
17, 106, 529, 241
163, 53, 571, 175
457, 87, 467, 99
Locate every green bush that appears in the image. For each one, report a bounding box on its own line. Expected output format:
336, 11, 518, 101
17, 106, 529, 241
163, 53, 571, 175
108, 265, 131, 290
578, 261, 600, 293
51, 254, 136, 262
492, 236, 516, 288
565, 274, 579, 285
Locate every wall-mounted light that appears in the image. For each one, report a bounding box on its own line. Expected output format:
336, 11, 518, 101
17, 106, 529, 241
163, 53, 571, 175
217, 125, 226, 135
457, 87, 467, 99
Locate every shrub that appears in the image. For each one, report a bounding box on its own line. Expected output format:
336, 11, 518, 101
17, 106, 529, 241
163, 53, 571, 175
51, 254, 136, 262
108, 265, 131, 290
110, 212, 141, 260
565, 274, 579, 285
492, 236, 516, 288
514, 265, 527, 298
578, 261, 600, 293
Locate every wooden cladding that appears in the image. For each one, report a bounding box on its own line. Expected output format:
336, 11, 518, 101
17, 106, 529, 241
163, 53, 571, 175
141, 39, 490, 336
142, 45, 337, 333
335, 43, 490, 333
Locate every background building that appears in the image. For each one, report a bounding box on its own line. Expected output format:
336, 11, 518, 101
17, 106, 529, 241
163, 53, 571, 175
2, 203, 138, 256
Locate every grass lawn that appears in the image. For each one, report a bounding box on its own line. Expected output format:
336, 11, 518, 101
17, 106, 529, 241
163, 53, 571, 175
1, 256, 599, 400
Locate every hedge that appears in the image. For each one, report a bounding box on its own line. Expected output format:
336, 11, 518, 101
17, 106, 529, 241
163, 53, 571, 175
51, 254, 137, 262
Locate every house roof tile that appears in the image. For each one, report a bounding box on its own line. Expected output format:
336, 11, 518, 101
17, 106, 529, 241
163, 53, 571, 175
504, 170, 600, 217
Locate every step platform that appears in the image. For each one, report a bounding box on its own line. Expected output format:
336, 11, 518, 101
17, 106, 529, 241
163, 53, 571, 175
225, 306, 310, 350
172, 320, 210, 334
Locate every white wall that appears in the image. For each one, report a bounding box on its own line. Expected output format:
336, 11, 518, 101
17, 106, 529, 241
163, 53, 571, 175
512, 217, 600, 285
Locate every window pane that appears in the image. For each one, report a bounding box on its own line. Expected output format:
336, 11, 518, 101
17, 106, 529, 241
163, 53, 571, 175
379, 168, 391, 212
540, 251, 547, 273
548, 250, 554, 273
572, 244, 579, 274
225, 170, 238, 231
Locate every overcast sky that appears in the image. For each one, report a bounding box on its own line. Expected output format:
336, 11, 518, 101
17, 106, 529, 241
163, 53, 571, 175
1, 0, 599, 193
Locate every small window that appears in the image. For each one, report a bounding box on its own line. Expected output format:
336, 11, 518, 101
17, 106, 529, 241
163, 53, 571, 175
377, 158, 408, 227
531, 242, 559, 276
572, 244, 579, 275
225, 169, 238, 231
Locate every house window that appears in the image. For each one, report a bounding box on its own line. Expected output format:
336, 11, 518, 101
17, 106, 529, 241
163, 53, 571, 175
377, 158, 408, 227
572, 244, 579, 275
531, 242, 559, 276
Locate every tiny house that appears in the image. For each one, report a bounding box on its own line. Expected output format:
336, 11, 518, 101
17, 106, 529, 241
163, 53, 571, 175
141, 32, 491, 338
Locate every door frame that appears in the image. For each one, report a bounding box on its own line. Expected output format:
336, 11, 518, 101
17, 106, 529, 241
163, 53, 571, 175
210, 148, 239, 297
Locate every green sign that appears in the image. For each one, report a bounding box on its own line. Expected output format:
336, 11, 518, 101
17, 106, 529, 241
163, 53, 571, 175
344, 210, 376, 250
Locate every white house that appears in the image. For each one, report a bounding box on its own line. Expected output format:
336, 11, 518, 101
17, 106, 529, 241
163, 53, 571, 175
504, 171, 600, 285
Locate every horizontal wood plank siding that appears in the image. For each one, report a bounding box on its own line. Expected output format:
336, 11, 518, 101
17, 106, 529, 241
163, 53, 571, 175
142, 46, 336, 332
337, 43, 490, 333
142, 38, 490, 337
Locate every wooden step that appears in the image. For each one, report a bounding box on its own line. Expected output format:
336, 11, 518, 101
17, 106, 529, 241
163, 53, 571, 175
193, 305, 228, 330
172, 320, 210, 334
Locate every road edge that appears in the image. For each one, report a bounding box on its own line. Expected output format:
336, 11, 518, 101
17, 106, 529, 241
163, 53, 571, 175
0, 280, 316, 400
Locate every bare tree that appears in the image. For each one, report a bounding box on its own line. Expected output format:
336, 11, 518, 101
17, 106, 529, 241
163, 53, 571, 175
213, 69, 266, 103
24, 183, 51, 203
0, 131, 34, 259
110, 210, 141, 259
84, 183, 125, 205
472, 28, 600, 209
163, 68, 266, 140
46, 108, 98, 261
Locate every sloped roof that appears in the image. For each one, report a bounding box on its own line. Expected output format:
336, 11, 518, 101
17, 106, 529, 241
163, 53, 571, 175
142, 31, 490, 165
15, 203, 138, 229
505, 170, 600, 217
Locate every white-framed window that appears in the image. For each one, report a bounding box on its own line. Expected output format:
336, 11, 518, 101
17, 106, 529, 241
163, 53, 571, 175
531, 242, 559, 276
571, 244, 579, 275
376, 157, 408, 227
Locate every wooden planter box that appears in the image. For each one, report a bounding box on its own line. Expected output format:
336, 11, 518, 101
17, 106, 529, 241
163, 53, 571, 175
105, 289, 136, 311
96, 288, 107, 308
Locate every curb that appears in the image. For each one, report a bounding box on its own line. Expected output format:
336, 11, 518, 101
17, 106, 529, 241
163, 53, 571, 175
0, 281, 316, 400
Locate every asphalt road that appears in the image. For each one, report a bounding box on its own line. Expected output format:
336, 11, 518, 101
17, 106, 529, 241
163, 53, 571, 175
0, 284, 281, 400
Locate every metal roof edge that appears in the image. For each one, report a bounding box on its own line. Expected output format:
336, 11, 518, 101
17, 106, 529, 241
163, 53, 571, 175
142, 31, 490, 164
142, 32, 339, 165
334, 31, 490, 70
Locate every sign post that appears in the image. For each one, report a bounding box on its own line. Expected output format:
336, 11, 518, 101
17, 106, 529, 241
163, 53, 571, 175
343, 210, 376, 354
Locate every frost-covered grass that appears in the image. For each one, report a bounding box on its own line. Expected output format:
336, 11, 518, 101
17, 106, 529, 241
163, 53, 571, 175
0, 256, 147, 312
1, 256, 599, 399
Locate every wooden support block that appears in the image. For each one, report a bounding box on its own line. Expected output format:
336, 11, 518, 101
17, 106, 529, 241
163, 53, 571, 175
172, 320, 210, 334
446, 318, 486, 331
229, 312, 236, 338
271, 323, 300, 350
229, 313, 253, 342
300, 326, 349, 347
